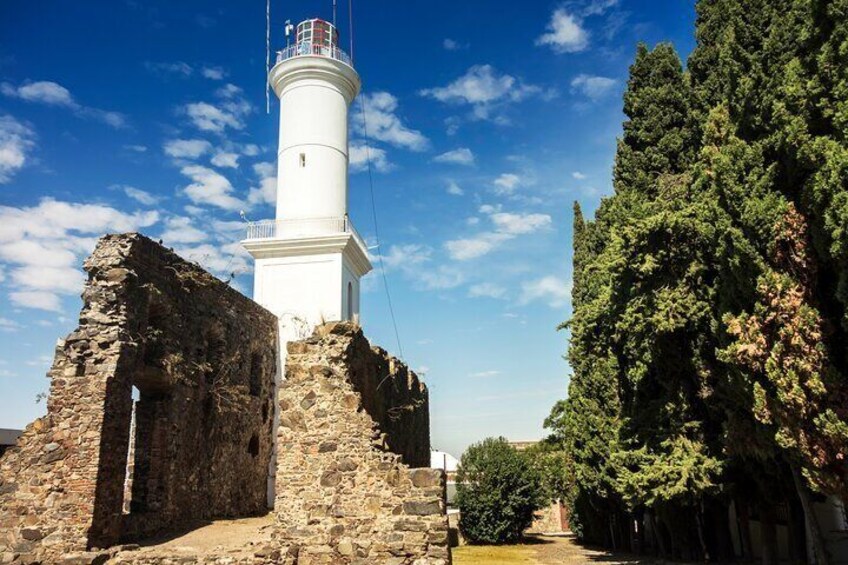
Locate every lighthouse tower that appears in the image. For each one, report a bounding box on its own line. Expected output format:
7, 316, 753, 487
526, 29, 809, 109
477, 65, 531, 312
243, 18, 372, 344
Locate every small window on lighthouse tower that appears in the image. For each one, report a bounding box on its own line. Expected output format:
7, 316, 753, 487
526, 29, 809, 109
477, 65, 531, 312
299, 153, 306, 167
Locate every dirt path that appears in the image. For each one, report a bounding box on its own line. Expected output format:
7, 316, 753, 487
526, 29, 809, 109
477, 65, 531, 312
453, 534, 677, 564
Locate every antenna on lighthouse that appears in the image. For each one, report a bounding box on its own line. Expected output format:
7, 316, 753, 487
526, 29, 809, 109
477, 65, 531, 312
333, 0, 337, 26
265, 0, 270, 114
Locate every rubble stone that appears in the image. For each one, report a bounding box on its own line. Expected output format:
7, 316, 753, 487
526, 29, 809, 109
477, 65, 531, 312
274, 323, 451, 564
0, 234, 277, 562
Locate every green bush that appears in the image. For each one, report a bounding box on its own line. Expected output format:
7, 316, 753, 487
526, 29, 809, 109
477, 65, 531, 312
456, 437, 543, 544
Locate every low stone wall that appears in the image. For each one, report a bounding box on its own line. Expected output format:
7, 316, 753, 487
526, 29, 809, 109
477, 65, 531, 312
275, 322, 451, 564
0, 233, 278, 562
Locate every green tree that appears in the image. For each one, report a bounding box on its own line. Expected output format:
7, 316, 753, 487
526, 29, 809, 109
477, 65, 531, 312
455, 437, 543, 545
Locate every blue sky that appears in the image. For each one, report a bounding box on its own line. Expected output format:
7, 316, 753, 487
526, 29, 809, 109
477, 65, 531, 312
0, 0, 696, 457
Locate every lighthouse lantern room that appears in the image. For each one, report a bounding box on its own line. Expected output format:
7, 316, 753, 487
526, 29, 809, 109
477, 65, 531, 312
242, 16, 371, 344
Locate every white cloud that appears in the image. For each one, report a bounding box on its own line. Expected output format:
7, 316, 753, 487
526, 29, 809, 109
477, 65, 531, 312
161, 216, 207, 244
519, 275, 572, 308
375, 243, 464, 291
536, 8, 589, 53
583, 0, 620, 16
419, 266, 465, 290
380, 244, 432, 270
571, 74, 618, 100
173, 241, 250, 278
433, 148, 475, 166
121, 186, 160, 205
145, 61, 193, 77
9, 291, 62, 312
490, 212, 551, 234
445, 207, 551, 261
124, 144, 148, 153
355, 92, 429, 152
184, 86, 251, 133
572, 171, 587, 180
469, 282, 507, 299
0, 317, 20, 331
201, 66, 226, 80
211, 151, 239, 168
0, 199, 158, 244
421, 65, 529, 105
493, 173, 521, 195
180, 165, 245, 211
0, 115, 36, 184
443, 38, 466, 51
447, 181, 464, 196
349, 141, 391, 173
241, 144, 261, 156
0, 198, 159, 311
469, 370, 501, 378
164, 138, 212, 159
1, 81, 74, 106
1, 80, 126, 128
11, 265, 84, 294
247, 162, 277, 207
445, 232, 512, 261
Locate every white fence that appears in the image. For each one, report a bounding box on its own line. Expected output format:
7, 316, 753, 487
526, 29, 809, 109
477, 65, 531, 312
276, 42, 352, 66
245, 216, 367, 250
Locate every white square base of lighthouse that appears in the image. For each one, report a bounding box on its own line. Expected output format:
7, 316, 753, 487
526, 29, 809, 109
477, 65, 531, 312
243, 232, 372, 343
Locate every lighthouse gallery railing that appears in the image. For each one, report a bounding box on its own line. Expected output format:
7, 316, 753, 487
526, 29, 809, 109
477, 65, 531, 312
276, 42, 352, 66
244, 216, 367, 250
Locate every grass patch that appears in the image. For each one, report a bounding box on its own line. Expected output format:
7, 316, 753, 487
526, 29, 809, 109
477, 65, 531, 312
452, 543, 540, 564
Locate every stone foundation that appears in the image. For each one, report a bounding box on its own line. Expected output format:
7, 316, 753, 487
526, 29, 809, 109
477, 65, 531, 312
275, 323, 450, 564
0, 234, 278, 562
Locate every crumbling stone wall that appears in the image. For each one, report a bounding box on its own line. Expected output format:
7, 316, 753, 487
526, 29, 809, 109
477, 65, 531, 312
0, 233, 278, 561
275, 322, 451, 564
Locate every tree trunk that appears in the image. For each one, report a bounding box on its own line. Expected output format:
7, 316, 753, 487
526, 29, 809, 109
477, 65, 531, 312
787, 490, 808, 565
738, 499, 754, 561
709, 499, 735, 561
790, 463, 831, 565
696, 501, 710, 562
634, 507, 645, 555
649, 510, 668, 558
609, 513, 618, 550
759, 500, 779, 565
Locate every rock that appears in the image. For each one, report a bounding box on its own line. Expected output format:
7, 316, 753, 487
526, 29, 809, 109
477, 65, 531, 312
402, 501, 442, 516
19, 528, 43, 541
319, 471, 341, 487
254, 546, 281, 559
317, 442, 337, 453
336, 540, 354, 556
410, 469, 441, 488
337, 459, 358, 472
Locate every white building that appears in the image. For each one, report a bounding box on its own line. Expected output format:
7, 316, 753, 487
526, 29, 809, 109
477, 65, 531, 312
242, 17, 372, 504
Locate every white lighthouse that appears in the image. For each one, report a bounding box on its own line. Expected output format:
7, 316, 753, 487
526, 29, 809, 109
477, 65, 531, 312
243, 18, 372, 343
243, 17, 372, 505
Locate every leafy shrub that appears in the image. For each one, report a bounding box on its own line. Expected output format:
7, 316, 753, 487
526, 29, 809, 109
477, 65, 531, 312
456, 437, 543, 544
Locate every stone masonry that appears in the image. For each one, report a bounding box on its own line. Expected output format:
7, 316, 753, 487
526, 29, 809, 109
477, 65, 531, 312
0, 234, 450, 565
275, 323, 450, 564
0, 234, 278, 562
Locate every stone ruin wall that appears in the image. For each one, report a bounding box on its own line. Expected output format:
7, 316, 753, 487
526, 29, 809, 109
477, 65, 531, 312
0, 233, 278, 561
275, 322, 450, 564
0, 233, 450, 565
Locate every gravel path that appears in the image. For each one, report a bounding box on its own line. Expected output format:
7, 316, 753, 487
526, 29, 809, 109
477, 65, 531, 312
532, 534, 669, 564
